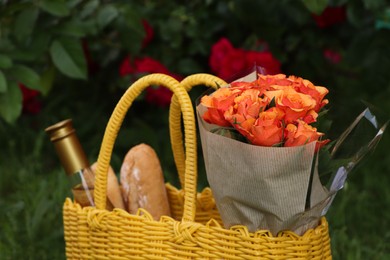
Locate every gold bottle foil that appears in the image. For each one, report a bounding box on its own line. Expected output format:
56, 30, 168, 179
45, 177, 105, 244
45, 119, 90, 176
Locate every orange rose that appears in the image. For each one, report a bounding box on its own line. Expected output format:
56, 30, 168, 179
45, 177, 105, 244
233, 89, 268, 118
290, 76, 329, 112
224, 89, 269, 140
200, 73, 330, 148
226, 113, 255, 138
225, 107, 284, 147
230, 80, 259, 90
260, 75, 329, 112
249, 107, 285, 146
264, 87, 317, 124
256, 74, 291, 89
284, 120, 324, 147
302, 109, 318, 124
201, 88, 241, 126
227, 107, 284, 146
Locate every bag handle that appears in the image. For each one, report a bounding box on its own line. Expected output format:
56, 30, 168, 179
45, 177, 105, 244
94, 73, 197, 222
169, 74, 227, 188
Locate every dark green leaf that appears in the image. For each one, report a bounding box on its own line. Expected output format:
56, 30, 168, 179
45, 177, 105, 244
40, 66, 56, 96
68, 0, 83, 8
301, 0, 328, 15
41, 66, 56, 95
211, 127, 248, 143
39, 0, 70, 17
56, 19, 87, 38
121, 6, 144, 35
7, 31, 51, 62
79, 0, 99, 19
346, 1, 369, 27
117, 11, 144, 54
56, 18, 97, 38
13, 7, 39, 43
268, 97, 276, 109
5, 50, 39, 62
0, 70, 7, 92
8, 65, 41, 91
363, 0, 386, 10
329, 0, 348, 5
27, 32, 51, 58
177, 58, 203, 74
50, 39, 87, 80
0, 55, 13, 69
97, 5, 118, 29
0, 81, 22, 124
0, 38, 15, 52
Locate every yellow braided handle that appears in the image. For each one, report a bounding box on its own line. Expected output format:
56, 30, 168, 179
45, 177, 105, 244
95, 74, 197, 222
169, 74, 227, 188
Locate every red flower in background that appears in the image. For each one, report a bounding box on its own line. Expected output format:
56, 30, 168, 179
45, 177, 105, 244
141, 20, 154, 49
119, 19, 182, 107
119, 56, 135, 76
209, 38, 281, 81
83, 20, 153, 77
246, 51, 281, 75
323, 49, 342, 64
313, 6, 346, 28
209, 38, 235, 74
216, 48, 248, 80
19, 84, 41, 114
134, 57, 170, 75
119, 56, 182, 107
144, 86, 174, 107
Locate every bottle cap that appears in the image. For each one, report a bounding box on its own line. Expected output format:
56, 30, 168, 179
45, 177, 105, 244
45, 119, 90, 175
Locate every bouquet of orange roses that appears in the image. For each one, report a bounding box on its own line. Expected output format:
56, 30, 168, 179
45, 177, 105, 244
197, 68, 387, 235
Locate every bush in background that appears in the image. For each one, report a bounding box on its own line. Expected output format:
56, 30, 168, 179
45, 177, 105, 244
1, 0, 389, 259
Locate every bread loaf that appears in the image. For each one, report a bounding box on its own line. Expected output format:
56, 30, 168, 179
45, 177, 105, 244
120, 143, 171, 219
91, 162, 126, 211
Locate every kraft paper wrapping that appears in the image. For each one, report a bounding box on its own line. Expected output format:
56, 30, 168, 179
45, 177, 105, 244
196, 70, 387, 235
197, 104, 332, 236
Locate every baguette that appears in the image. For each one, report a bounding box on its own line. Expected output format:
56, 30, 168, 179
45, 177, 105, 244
120, 143, 171, 219
91, 162, 126, 211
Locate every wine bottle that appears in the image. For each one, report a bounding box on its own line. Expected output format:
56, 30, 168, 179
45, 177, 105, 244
45, 119, 95, 207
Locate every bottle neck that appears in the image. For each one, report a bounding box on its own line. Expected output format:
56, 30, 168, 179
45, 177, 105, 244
45, 119, 90, 175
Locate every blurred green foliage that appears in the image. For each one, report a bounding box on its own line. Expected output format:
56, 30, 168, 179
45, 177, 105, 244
1, 0, 390, 259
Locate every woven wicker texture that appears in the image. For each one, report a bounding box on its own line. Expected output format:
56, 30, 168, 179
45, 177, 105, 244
63, 73, 332, 259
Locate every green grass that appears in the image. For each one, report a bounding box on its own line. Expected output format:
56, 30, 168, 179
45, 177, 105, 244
0, 126, 68, 260
1, 100, 389, 260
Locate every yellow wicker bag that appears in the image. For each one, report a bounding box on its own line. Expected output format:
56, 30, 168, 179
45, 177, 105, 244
63, 73, 332, 259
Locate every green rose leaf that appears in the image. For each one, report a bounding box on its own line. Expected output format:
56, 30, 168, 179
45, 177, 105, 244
50, 39, 87, 80
120, 6, 144, 35
301, 0, 328, 15
80, 0, 99, 19
0, 70, 7, 92
13, 7, 39, 43
97, 5, 118, 29
117, 7, 144, 54
68, 0, 83, 8
0, 81, 22, 124
39, 0, 70, 17
363, 0, 386, 10
8, 65, 41, 91
28, 32, 51, 57
40, 66, 56, 96
347, 2, 367, 27
0, 55, 13, 69
56, 19, 86, 38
